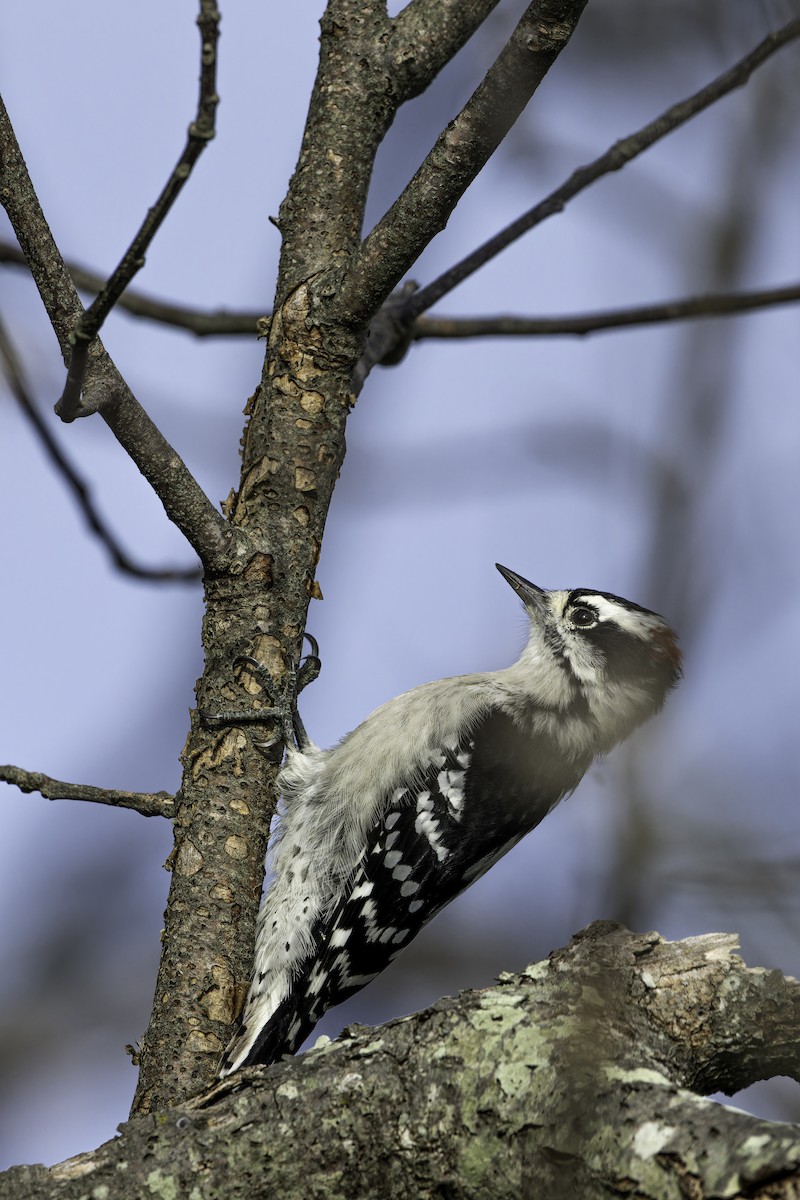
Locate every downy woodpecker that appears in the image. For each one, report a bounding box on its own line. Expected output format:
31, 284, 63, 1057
219, 563, 681, 1075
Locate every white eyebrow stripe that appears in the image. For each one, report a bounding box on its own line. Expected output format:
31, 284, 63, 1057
575, 594, 661, 638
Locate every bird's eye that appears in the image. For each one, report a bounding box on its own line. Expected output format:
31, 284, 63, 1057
570, 606, 597, 628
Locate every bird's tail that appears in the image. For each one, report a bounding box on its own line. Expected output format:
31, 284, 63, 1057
218, 950, 331, 1076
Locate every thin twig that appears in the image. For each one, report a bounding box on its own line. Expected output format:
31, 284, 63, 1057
7, 238, 796, 349
406, 16, 800, 319
0, 765, 175, 819
0, 315, 202, 582
0, 96, 231, 571
412, 283, 800, 340
0, 240, 264, 336
58, 0, 221, 418
340, 0, 588, 322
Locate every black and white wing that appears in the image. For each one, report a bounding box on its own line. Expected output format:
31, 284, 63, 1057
240, 709, 578, 1065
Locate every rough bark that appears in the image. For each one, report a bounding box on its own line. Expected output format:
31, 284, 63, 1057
3, 925, 799, 1200
130, 0, 589, 1112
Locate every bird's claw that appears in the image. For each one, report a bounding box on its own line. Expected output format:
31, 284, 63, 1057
200, 635, 319, 751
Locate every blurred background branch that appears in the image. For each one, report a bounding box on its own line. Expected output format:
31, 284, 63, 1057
0, 95, 229, 568
0, 313, 201, 582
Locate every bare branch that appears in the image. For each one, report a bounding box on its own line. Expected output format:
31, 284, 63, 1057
407, 16, 800, 318
350, 274, 800, 395
0, 765, 175, 819
412, 282, 800, 340
0, 238, 264, 336
0, 314, 202, 582
339, 0, 588, 323
390, 0, 502, 98
7, 239, 797, 348
0, 96, 231, 572
273, 0, 397, 300
58, 0, 221, 418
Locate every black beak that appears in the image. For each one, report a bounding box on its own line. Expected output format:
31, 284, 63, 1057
496, 564, 548, 618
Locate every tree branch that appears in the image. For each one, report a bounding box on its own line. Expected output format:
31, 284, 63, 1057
0, 313, 202, 582
0, 95, 232, 572
6, 240, 797, 348
340, 0, 588, 323
350, 278, 800, 391
128, 0, 438, 1114
272, 0, 396, 301
406, 15, 800, 318
0, 239, 265, 337
390, 0, 502, 99
0, 765, 175, 819
57, 0, 221, 419
412, 282, 800, 339
3, 926, 799, 1199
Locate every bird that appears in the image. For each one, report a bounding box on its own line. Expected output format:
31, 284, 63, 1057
218, 563, 681, 1075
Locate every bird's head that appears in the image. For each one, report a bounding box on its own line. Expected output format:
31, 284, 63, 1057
496, 563, 682, 744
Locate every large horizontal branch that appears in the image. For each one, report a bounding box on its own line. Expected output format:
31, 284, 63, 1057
407, 15, 800, 317
0, 765, 175, 819
339, 0, 588, 322
3, 924, 799, 1199
0, 95, 231, 573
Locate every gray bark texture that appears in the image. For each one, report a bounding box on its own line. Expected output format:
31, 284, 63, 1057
3, 924, 799, 1200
